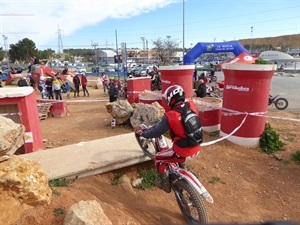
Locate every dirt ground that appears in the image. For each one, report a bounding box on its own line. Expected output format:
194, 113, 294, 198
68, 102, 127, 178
14, 87, 300, 225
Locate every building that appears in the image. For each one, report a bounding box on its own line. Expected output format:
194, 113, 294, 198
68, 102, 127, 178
98, 50, 117, 65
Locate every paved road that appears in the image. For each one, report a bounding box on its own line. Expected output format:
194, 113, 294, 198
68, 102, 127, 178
215, 72, 300, 112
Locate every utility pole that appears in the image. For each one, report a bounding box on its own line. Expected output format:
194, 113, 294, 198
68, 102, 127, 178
57, 25, 64, 54
250, 26, 254, 54
146, 39, 149, 64
141, 37, 145, 64
91, 41, 98, 65
166, 35, 171, 64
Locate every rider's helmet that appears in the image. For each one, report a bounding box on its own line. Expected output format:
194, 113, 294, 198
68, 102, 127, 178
162, 85, 185, 107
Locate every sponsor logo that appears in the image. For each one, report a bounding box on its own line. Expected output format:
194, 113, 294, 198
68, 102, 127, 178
226, 85, 250, 92
161, 79, 171, 84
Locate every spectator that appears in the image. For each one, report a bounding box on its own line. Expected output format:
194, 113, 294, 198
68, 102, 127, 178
45, 77, 54, 99
52, 76, 63, 100
38, 78, 47, 99
29, 77, 36, 90
62, 64, 68, 75
18, 77, 28, 87
64, 81, 71, 99
73, 72, 81, 97
10, 66, 16, 74
114, 75, 121, 91
195, 79, 207, 98
108, 78, 119, 102
81, 72, 89, 97
101, 72, 109, 96
28, 56, 35, 72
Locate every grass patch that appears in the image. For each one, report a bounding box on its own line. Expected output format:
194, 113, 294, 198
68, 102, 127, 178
49, 178, 70, 187
209, 131, 220, 137
291, 151, 300, 164
53, 208, 65, 216
52, 189, 61, 196
209, 176, 221, 184
137, 169, 160, 190
111, 172, 124, 185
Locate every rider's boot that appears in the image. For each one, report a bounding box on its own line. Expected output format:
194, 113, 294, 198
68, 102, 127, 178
155, 171, 171, 193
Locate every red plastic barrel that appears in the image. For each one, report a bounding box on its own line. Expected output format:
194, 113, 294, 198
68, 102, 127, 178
139, 91, 162, 105
159, 65, 194, 111
193, 97, 222, 132
127, 77, 151, 104
220, 63, 277, 147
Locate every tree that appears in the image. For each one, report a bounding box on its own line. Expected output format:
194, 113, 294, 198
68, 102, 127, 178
8, 38, 38, 63
152, 37, 179, 65
39, 48, 55, 61
0, 47, 4, 62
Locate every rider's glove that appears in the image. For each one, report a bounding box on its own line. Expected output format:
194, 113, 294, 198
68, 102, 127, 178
135, 129, 143, 137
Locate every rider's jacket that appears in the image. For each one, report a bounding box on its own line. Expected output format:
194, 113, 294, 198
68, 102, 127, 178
165, 100, 201, 157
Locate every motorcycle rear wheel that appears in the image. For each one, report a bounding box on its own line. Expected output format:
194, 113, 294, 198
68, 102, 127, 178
275, 98, 288, 110
134, 128, 158, 159
173, 179, 209, 224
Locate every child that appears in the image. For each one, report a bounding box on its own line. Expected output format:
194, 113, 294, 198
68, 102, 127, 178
64, 81, 71, 99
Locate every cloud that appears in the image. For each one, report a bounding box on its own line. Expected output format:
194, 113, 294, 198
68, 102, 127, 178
0, 0, 178, 49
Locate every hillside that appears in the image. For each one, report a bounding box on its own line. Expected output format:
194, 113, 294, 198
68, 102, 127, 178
239, 34, 300, 50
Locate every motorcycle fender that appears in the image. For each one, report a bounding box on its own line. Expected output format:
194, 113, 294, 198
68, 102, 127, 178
178, 169, 214, 204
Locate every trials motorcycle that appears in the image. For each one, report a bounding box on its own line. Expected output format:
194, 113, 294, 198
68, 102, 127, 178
135, 125, 213, 224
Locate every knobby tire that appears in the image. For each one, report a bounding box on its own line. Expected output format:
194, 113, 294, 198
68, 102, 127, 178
173, 179, 209, 224
275, 98, 288, 110
134, 127, 158, 159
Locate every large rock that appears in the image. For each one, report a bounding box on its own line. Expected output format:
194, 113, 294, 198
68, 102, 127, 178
64, 200, 112, 225
130, 102, 165, 128
0, 116, 25, 156
105, 99, 134, 125
0, 155, 52, 224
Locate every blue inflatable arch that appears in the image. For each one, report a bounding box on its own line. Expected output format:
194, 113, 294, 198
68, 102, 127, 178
184, 41, 250, 65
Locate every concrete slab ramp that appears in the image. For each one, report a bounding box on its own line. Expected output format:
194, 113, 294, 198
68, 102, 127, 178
20, 133, 150, 180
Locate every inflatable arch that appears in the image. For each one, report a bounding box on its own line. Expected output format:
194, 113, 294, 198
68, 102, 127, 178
184, 41, 250, 65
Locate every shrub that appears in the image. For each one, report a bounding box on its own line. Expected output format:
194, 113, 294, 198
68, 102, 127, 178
259, 123, 285, 154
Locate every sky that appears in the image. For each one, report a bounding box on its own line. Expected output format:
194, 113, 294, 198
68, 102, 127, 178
0, 0, 299, 52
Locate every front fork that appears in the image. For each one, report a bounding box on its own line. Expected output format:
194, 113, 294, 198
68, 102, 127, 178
171, 168, 214, 204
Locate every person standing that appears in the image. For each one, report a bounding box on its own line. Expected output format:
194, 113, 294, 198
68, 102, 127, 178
108, 78, 119, 102
45, 77, 54, 99
81, 72, 89, 97
73, 72, 81, 97
64, 81, 71, 99
52, 76, 63, 100
101, 72, 109, 96
195, 79, 207, 98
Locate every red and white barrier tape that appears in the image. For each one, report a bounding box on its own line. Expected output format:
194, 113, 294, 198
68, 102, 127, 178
201, 113, 248, 147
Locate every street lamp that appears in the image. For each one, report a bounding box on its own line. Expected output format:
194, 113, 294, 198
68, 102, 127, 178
166, 35, 171, 64
141, 37, 145, 64
2, 35, 9, 68
182, 0, 185, 63
250, 26, 253, 54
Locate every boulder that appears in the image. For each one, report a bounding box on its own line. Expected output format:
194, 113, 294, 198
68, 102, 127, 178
105, 99, 134, 125
64, 200, 112, 225
130, 102, 165, 128
0, 155, 52, 224
0, 116, 25, 156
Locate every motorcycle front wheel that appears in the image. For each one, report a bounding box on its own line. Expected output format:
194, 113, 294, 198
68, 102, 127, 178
134, 127, 158, 159
173, 179, 209, 224
275, 98, 288, 110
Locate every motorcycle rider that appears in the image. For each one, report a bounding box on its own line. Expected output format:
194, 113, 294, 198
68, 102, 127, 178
135, 85, 201, 193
